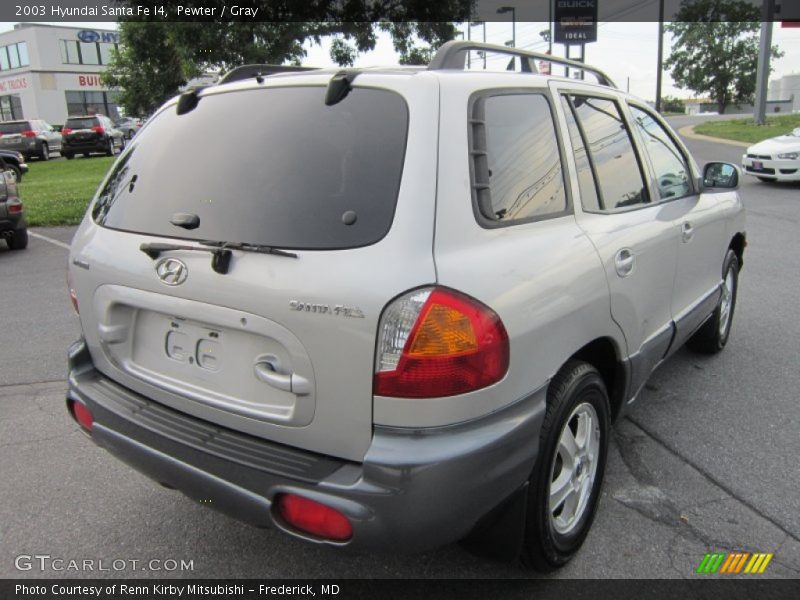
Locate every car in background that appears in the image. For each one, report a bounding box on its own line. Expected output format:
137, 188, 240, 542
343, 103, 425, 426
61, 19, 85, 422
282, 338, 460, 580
61, 115, 125, 159
0, 150, 28, 183
742, 127, 800, 182
0, 119, 62, 161
114, 117, 143, 140
0, 168, 26, 250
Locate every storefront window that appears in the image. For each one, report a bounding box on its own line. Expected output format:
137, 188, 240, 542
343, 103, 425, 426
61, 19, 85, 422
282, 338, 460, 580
0, 48, 9, 71
0, 95, 23, 121
16, 42, 29, 67
99, 42, 116, 65
65, 90, 121, 120
7, 44, 20, 69
79, 42, 100, 65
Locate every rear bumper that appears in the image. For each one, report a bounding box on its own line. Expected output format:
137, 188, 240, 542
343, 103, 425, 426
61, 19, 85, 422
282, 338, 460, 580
63, 139, 106, 153
67, 338, 545, 552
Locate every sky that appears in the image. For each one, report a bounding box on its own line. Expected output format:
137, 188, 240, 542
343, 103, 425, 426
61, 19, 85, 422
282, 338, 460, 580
1, 20, 798, 103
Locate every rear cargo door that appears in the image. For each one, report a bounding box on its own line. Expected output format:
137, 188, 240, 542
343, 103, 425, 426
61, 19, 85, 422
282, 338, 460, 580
69, 75, 439, 462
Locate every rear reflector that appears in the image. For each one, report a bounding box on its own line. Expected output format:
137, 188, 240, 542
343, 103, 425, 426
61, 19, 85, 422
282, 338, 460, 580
69, 399, 94, 432
21, 130, 36, 138
7, 202, 22, 214
61, 128, 73, 135
276, 494, 353, 541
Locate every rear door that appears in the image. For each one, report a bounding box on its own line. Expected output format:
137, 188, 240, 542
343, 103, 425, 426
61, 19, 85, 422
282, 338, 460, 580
556, 89, 680, 396
69, 75, 439, 462
626, 103, 727, 346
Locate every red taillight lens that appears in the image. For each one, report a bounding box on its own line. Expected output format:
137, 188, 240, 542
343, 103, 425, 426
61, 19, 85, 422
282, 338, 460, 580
7, 201, 22, 214
66, 270, 79, 314
277, 494, 353, 541
21, 130, 36, 138
61, 128, 73, 135
374, 287, 509, 398
91, 126, 105, 134
69, 400, 94, 432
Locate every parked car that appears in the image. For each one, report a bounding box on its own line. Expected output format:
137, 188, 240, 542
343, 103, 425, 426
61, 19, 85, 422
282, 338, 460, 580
0, 167, 26, 250
0, 119, 62, 161
114, 117, 143, 140
0, 150, 28, 182
61, 115, 125, 159
742, 127, 800, 182
66, 42, 746, 571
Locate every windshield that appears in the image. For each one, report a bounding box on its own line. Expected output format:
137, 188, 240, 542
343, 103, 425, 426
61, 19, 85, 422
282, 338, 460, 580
92, 85, 409, 250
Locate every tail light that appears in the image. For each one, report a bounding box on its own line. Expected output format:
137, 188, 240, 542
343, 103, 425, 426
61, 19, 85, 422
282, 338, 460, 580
61, 128, 73, 135
68, 399, 94, 432
374, 287, 509, 398
67, 270, 79, 314
7, 201, 23, 214
276, 494, 353, 541
91, 126, 105, 134
21, 130, 36, 138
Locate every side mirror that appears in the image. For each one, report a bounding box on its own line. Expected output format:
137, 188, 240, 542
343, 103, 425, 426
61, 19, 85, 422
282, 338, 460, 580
702, 162, 740, 191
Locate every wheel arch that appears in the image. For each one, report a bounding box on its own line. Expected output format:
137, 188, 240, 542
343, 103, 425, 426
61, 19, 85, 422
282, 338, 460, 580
729, 232, 746, 270
568, 337, 628, 421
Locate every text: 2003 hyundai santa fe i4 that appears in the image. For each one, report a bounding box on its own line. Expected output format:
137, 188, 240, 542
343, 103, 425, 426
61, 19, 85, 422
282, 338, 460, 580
66, 42, 745, 570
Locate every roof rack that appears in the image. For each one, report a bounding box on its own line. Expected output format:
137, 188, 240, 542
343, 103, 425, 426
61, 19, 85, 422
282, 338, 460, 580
428, 41, 617, 89
218, 64, 318, 85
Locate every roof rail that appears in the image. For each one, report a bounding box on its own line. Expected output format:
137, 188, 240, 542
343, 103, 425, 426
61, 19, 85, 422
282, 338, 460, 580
428, 41, 617, 89
218, 64, 318, 85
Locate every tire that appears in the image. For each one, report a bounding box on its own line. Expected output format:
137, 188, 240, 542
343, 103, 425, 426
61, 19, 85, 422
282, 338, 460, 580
4, 164, 21, 183
105, 138, 115, 156
126, 129, 134, 140
83, 153, 90, 158
687, 249, 740, 354
522, 360, 610, 571
7, 228, 28, 250
63, 152, 74, 160
40, 142, 49, 161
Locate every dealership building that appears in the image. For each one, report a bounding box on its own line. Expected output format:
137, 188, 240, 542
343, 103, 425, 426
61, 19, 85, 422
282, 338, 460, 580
0, 23, 122, 125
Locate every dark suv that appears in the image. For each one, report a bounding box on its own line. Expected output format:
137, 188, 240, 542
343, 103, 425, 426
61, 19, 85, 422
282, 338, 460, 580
61, 115, 125, 159
0, 119, 62, 161
0, 168, 26, 250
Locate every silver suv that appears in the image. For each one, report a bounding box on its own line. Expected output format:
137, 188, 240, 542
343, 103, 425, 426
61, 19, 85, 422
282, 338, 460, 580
66, 42, 745, 570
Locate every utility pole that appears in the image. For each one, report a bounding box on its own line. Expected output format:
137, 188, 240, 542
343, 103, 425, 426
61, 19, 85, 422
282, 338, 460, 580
754, 0, 774, 125
655, 0, 665, 112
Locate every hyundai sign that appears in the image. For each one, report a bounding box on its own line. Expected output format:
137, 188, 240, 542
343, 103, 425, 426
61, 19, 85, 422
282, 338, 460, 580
77, 30, 120, 44
554, 0, 598, 44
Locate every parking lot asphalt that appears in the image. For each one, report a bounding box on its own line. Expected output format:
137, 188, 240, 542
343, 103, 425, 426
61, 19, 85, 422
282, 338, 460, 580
0, 120, 798, 580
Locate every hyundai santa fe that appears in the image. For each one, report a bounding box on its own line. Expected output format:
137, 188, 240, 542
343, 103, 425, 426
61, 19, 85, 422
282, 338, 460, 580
66, 41, 745, 570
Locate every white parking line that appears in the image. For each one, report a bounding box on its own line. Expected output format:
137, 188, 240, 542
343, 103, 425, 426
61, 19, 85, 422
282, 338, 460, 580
29, 231, 71, 250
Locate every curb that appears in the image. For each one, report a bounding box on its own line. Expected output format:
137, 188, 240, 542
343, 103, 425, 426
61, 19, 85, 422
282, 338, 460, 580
678, 125, 750, 148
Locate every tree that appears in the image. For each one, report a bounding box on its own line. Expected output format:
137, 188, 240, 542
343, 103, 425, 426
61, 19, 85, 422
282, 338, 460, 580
665, 0, 783, 114
103, 1, 469, 115
661, 95, 685, 114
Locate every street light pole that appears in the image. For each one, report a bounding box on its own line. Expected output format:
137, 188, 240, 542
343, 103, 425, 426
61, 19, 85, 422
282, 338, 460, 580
497, 6, 516, 48
655, 0, 665, 113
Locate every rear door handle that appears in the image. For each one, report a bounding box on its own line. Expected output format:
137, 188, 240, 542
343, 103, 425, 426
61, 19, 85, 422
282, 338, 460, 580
614, 248, 635, 277
254, 359, 311, 396
682, 221, 694, 243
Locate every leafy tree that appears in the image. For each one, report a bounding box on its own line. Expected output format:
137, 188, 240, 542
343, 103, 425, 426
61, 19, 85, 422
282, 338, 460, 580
665, 0, 783, 114
103, 1, 469, 115
661, 95, 685, 114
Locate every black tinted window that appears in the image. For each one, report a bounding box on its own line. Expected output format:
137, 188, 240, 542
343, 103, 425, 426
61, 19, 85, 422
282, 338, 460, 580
560, 95, 600, 211
629, 106, 692, 200
65, 117, 98, 129
0, 121, 30, 134
93, 86, 408, 250
567, 95, 648, 210
471, 94, 567, 224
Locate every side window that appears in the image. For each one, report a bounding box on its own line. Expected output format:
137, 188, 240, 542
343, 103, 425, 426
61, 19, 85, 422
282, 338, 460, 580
560, 95, 601, 211
629, 105, 692, 200
471, 93, 567, 224
563, 94, 649, 211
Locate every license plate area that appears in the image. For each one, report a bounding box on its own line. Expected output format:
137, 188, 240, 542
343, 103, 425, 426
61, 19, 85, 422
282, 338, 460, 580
93, 285, 316, 427
752, 160, 763, 170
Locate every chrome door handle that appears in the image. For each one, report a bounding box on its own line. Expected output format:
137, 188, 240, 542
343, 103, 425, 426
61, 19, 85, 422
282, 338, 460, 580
254, 359, 311, 396
614, 248, 635, 277
682, 221, 694, 243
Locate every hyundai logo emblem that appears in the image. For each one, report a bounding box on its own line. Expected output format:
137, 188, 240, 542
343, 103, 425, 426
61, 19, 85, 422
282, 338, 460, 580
77, 30, 101, 43
155, 258, 188, 286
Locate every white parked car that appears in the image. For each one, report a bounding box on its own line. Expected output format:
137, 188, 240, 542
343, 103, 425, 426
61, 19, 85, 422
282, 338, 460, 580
742, 127, 800, 182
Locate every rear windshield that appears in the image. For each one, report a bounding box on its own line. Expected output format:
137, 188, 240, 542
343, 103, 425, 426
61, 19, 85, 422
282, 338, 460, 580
65, 117, 99, 129
92, 85, 409, 250
0, 122, 30, 134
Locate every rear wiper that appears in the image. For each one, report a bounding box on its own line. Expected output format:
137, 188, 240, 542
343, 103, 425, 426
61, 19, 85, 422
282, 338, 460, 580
139, 242, 233, 274
139, 240, 297, 275
199, 240, 298, 259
